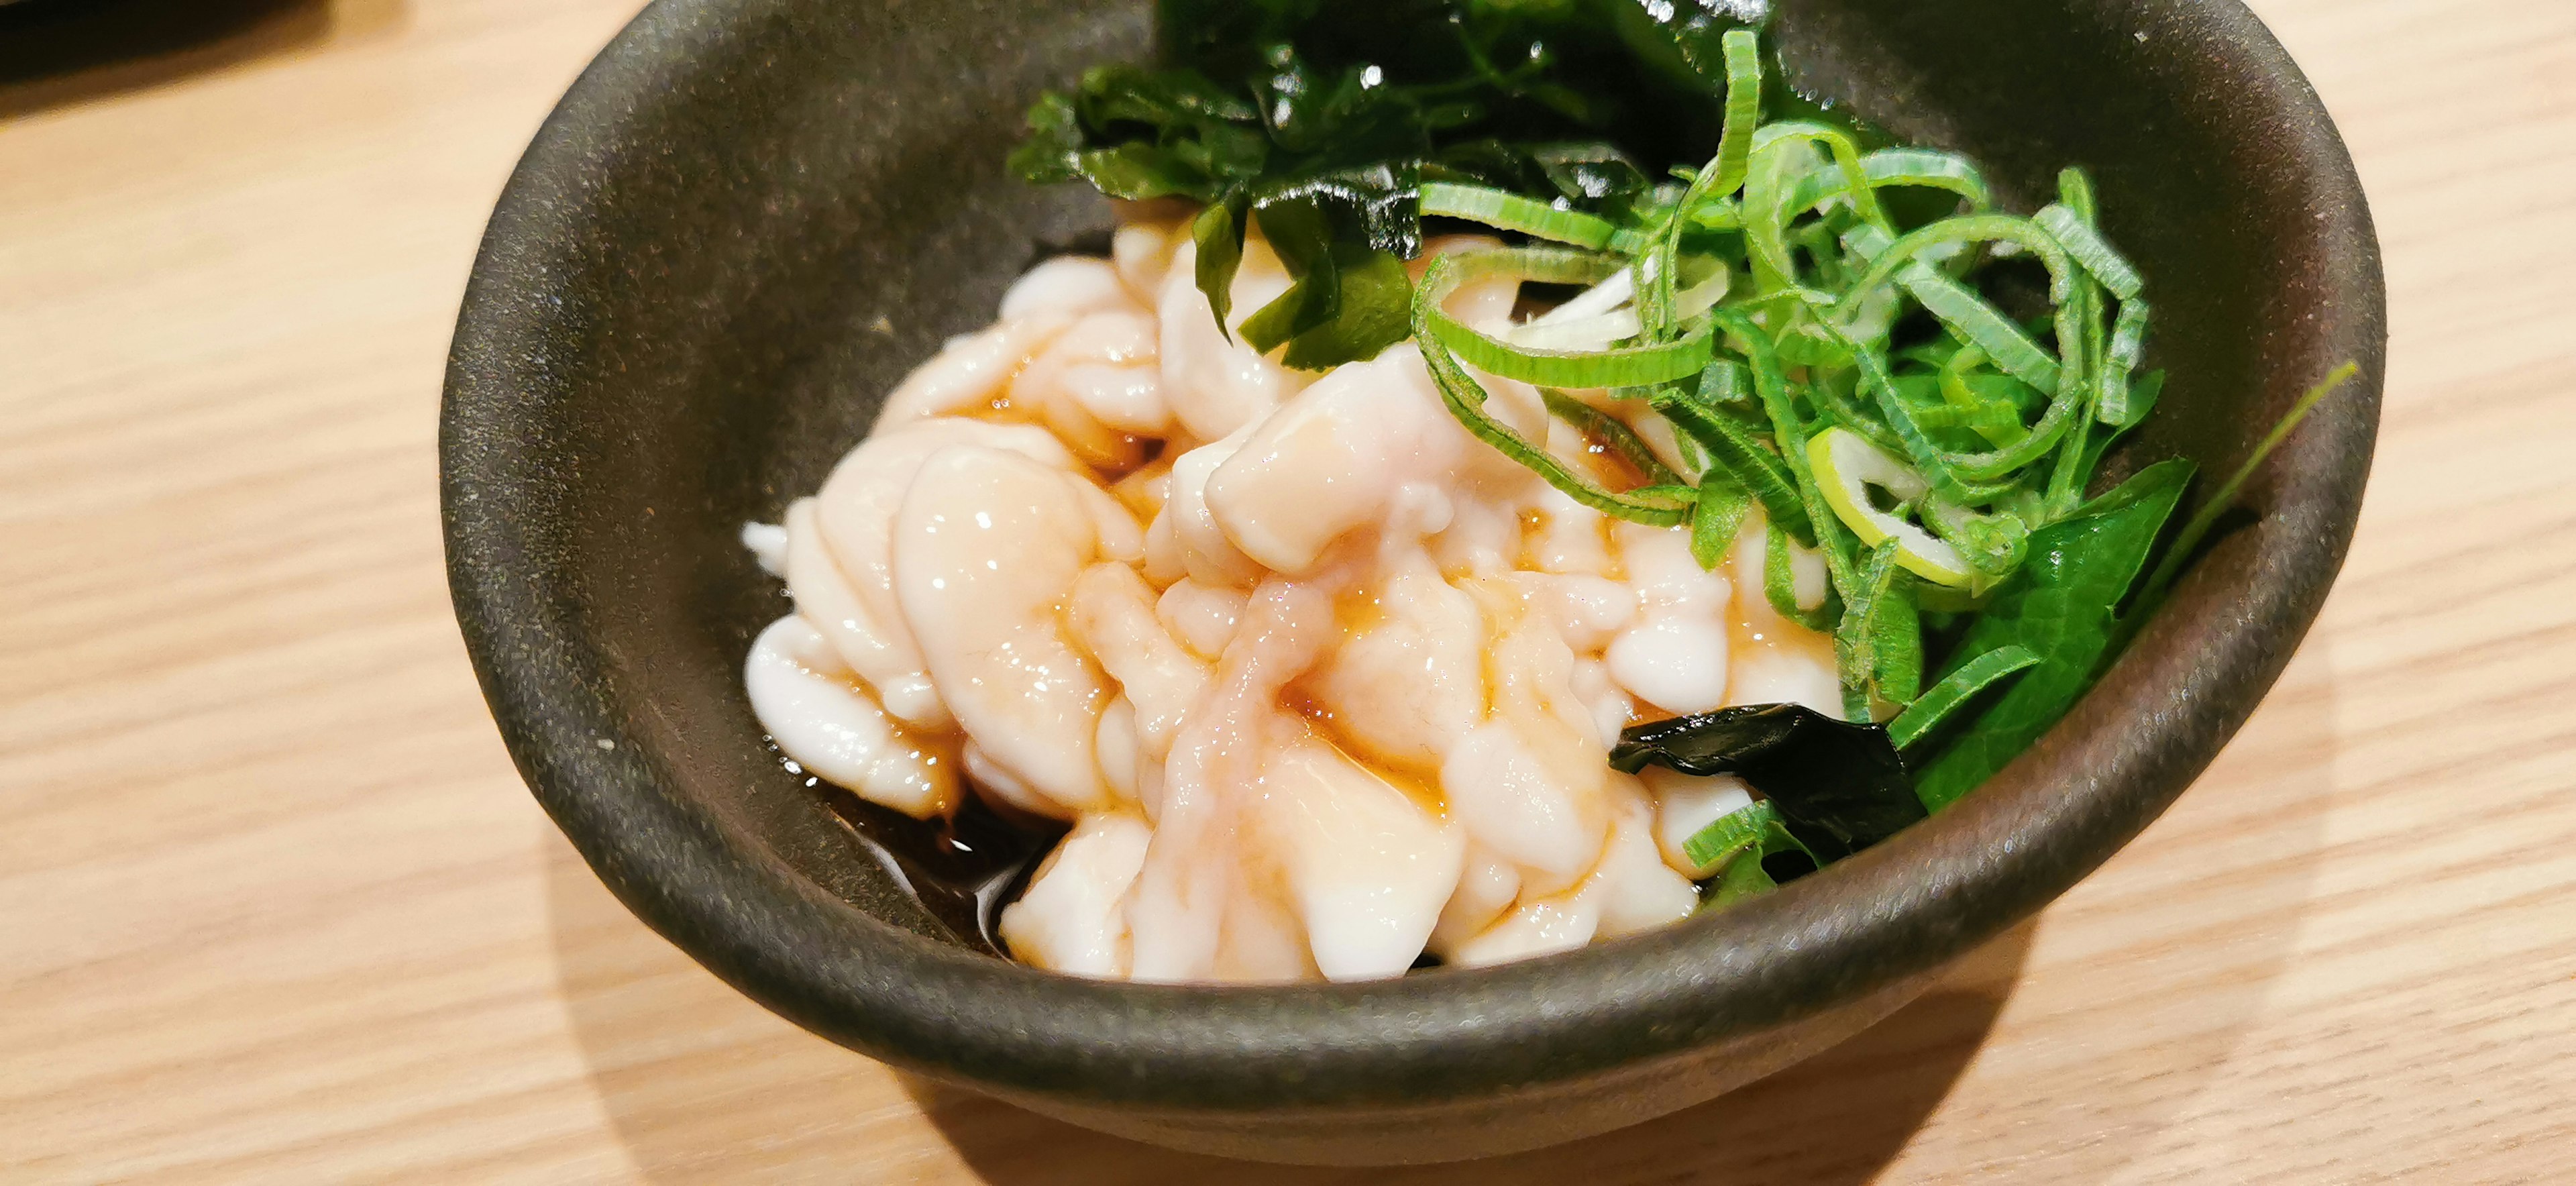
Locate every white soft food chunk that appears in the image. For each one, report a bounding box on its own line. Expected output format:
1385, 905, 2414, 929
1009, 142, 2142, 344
1449, 785, 1690, 965
1257, 737, 1464, 981
1437, 590, 1614, 896
1523, 486, 1619, 577
744, 614, 957, 818
875, 314, 1073, 425
808, 419, 1075, 729
998, 812, 1152, 977
1723, 513, 1843, 717
749, 246, 1857, 983
1157, 237, 1305, 441
892, 445, 1116, 818
1592, 786, 1701, 937
1013, 309, 1165, 466
1113, 219, 1184, 303
1604, 521, 1733, 714
1126, 581, 1336, 982
1202, 345, 1470, 576
1644, 767, 1758, 877
741, 521, 788, 576
1448, 882, 1603, 969
1145, 429, 1267, 588
1429, 846, 1523, 957
1156, 579, 1248, 661
1068, 563, 1210, 762
1299, 545, 1485, 773
1000, 256, 1137, 321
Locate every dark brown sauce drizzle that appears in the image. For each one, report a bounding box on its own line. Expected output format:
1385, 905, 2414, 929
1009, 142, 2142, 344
811, 781, 1066, 957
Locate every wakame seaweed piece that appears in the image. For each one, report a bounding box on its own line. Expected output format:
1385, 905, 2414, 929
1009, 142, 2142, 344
1611, 704, 1924, 861
1607, 0, 1770, 96
1191, 197, 1250, 336
1428, 140, 1654, 216
1909, 458, 2194, 811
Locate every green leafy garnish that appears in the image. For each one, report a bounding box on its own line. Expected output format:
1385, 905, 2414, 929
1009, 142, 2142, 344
1886, 645, 2040, 750
1012, 0, 1770, 370
1012, 5, 2362, 898
1909, 460, 2194, 810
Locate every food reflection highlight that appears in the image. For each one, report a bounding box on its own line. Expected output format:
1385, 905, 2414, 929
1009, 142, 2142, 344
745, 222, 1845, 983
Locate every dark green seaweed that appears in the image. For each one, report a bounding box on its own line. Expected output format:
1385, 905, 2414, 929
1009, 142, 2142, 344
1611, 704, 1923, 861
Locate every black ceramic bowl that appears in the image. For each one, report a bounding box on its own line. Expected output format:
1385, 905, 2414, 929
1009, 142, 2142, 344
442, 0, 2381, 1165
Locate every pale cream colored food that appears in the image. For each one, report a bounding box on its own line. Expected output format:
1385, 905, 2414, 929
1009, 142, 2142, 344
743, 214, 1841, 983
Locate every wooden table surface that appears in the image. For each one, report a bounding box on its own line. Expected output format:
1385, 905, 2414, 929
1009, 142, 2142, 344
4, 0, 2571, 1181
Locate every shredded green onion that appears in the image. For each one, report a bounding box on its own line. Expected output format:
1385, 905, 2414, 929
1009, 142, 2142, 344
1690, 470, 1753, 569
1418, 248, 1715, 387
2096, 299, 2154, 426
2136, 362, 2361, 606
1782, 148, 1994, 218
1650, 388, 1813, 546
1640, 30, 1763, 340
2037, 203, 2144, 301
1542, 388, 1682, 486
1420, 182, 1621, 250
1887, 645, 2041, 748
1413, 254, 1697, 525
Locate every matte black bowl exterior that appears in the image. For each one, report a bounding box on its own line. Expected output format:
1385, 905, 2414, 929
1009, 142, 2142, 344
441, 0, 2381, 1165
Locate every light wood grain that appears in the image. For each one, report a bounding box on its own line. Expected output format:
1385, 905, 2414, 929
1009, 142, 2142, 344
2, 0, 2571, 1181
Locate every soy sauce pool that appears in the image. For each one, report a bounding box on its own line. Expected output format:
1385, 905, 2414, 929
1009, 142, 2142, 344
812, 781, 1064, 957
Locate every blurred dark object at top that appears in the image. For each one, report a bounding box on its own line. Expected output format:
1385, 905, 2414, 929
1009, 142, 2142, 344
0, 0, 394, 119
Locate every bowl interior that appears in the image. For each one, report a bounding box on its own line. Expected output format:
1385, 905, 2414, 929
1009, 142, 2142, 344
444, 0, 2379, 1114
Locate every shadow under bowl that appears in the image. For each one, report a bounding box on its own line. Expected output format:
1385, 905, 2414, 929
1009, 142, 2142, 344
441, 0, 2382, 1166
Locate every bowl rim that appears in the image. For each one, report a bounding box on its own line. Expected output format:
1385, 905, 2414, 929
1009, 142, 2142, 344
441, 0, 2384, 1111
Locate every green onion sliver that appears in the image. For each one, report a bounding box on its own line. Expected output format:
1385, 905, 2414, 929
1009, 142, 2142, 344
2137, 361, 2360, 604
1764, 521, 1839, 632
1690, 470, 1752, 570
1419, 248, 1715, 387
2095, 299, 2153, 426
1709, 31, 1765, 201
1753, 121, 1894, 235
1650, 389, 1813, 545
2035, 203, 2143, 301
1709, 307, 1860, 592
1682, 799, 1786, 873
1835, 539, 1904, 714
1802, 309, 1965, 482
1781, 148, 1994, 218
1839, 214, 2086, 394
1412, 254, 1697, 526
1641, 29, 1762, 339
1887, 645, 2040, 749
1898, 266, 2063, 396
1542, 388, 1682, 486
1419, 182, 1619, 250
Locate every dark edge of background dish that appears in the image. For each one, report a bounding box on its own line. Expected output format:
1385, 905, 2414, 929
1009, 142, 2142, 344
441, 0, 2381, 1113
